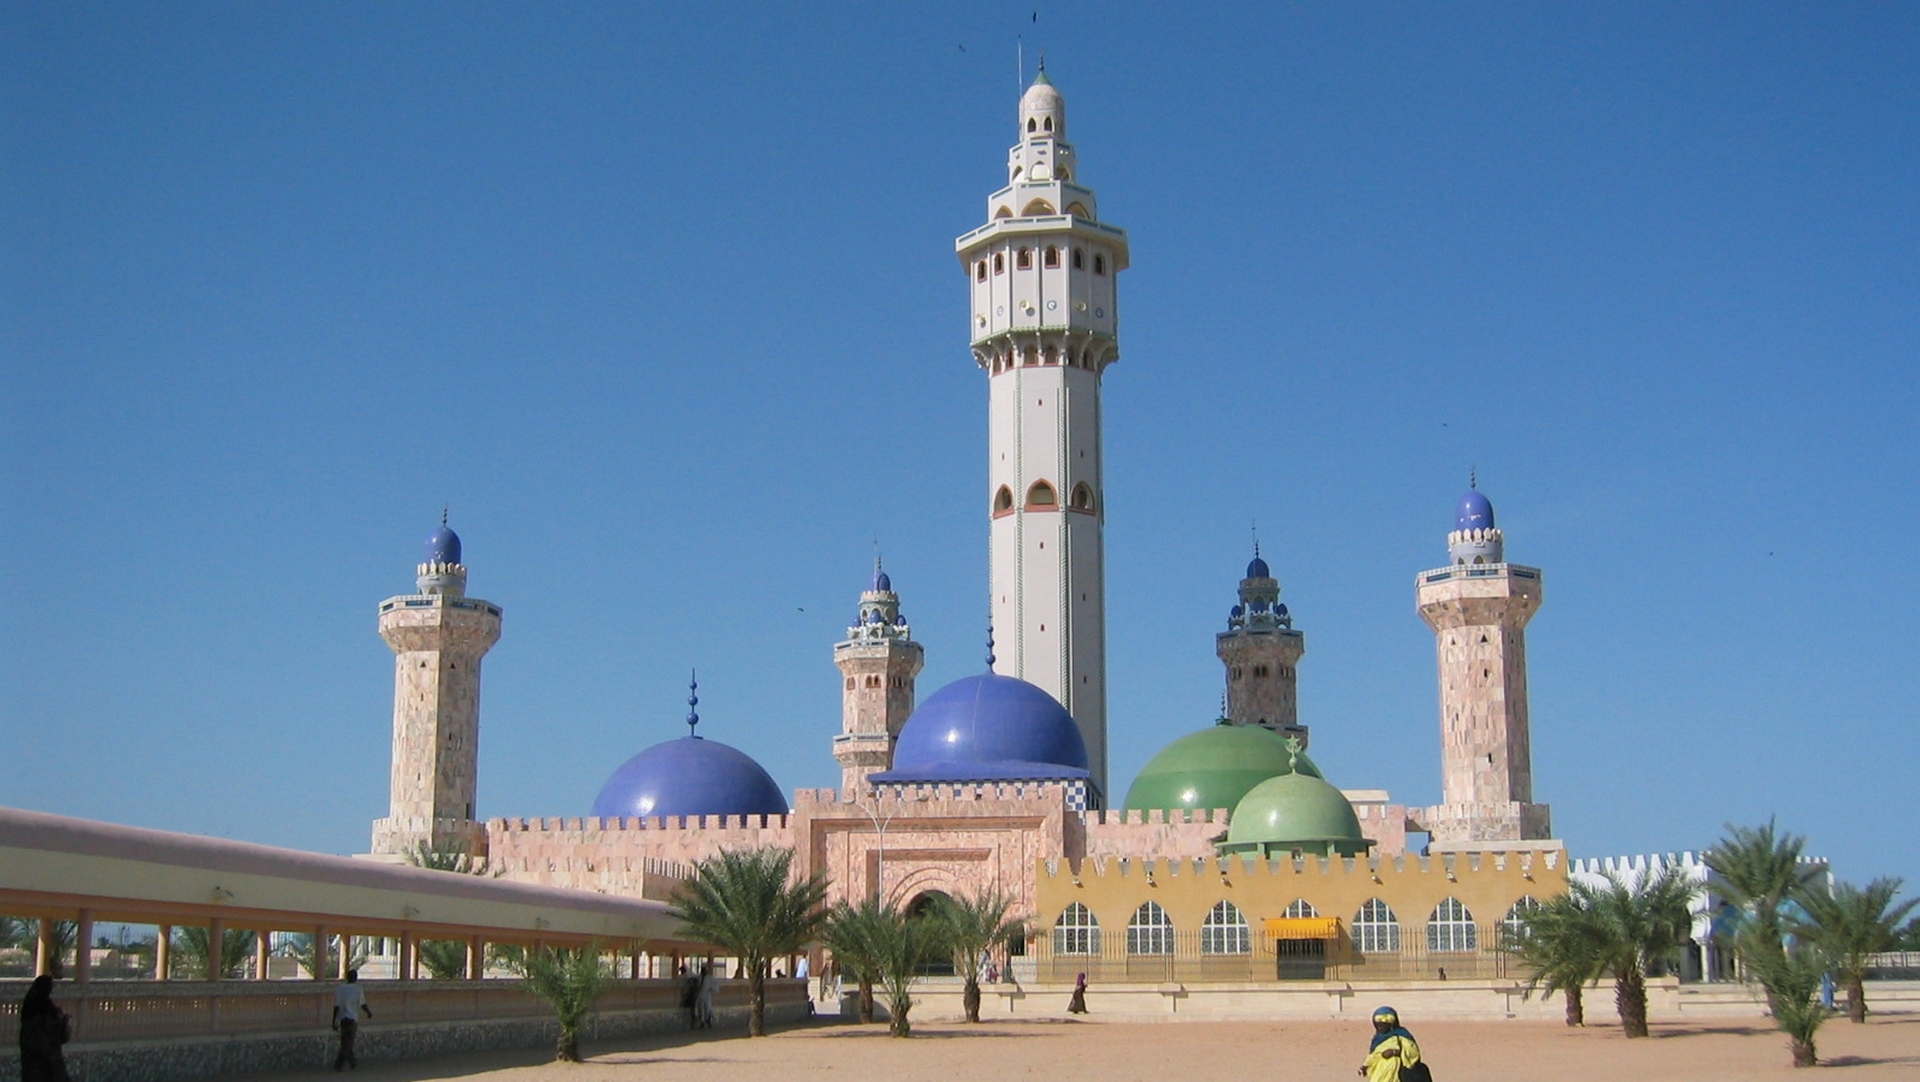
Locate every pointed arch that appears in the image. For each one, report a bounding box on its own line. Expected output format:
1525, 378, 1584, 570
1027, 117, 1038, 134
993, 485, 1015, 514
1069, 482, 1095, 512
1016, 247, 1033, 269
1025, 480, 1057, 508
1427, 897, 1478, 952
1043, 116, 1054, 133
1066, 202, 1090, 219
1351, 898, 1400, 953
1201, 900, 1249, 955
1044, 245, 1060, 268
1126, 901, 1174, 956
1499, 896, 1543, 948
1022, 198, 1056, 216
1283, 898, 1319, 919
1052, 902, 1100, 955
994, 206, 1013, 220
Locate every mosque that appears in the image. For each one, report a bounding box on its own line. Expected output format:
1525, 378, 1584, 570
366, 71, 1566, 982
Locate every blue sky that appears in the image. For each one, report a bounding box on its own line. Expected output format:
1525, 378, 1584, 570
4, 4, 1915, 887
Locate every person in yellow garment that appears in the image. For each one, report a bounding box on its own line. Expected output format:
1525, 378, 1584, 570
1359, 1005, 1423, 1082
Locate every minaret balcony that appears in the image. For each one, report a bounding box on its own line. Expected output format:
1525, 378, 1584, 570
955, 214, 1128, 259
1417, 563, 1540, 586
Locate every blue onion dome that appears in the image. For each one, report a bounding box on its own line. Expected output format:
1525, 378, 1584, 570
1230, 604, 1245, 618
1455, 489, 1495, 532
425, 524, 462, 565
871, 672, 1089, 783
872, 568, 892, 592
591, 735, 787, 819
1246, 554, 1271, 579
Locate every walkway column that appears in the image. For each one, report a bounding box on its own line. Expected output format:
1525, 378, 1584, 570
313, 925, 329, 981
466, 936, 482, 980
156, 925, 171, 981
398, 930, 415, 981
338, 936, 351, 979
36, 919, 55, 977
255, 928, 271, 980
207, 918, 225, 981
75, 909, 94, 983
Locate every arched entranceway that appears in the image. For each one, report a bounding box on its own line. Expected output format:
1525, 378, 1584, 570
905, 891, 955, 976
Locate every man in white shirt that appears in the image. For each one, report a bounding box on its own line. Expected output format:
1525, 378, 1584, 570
332, 968, 373, 1070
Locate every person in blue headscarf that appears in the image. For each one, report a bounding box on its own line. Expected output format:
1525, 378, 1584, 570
1359, 1005, 1422, 1082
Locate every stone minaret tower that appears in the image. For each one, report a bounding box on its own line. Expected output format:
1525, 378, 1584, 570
1216, 547, 1309, 747
369, 519, 502, 858
957, 67, 1127, 797
1415, 485, 1552, 847
832, 561, 924, 792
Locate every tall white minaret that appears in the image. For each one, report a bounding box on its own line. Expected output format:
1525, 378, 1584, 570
1415, 484, 1552, 847
956, 66, 1126, 799
369, 518, 501, 859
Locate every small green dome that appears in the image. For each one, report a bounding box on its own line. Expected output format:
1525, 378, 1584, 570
1122, 722, 1320, 814
1220, 771, 1373, 858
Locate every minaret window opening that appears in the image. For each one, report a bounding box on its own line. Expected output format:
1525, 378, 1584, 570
1044, 346, 1059, 365
1094, 254, 1107, 275
993, 253, 1005, 273
976, 260, 987, 282
1023, 199, 1056, 216
1044, 246, 1060, 268
1057, 168, 1069, 181
1026, 481, 1058, 508
1067, 202, 1088, 218
1070, 482, 1094, 511
1027, 117, 1038, 133
1017, 248, 1033, 269
995, 207, 1012, 220
1024, 345, 1038, 365
1044, 116, 1054, 133
1072, 248, 1084, 269
994, 486, 1015, 513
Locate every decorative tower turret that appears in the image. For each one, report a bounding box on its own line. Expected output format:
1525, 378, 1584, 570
832, 560, 924, 792
1216, 546, 1308, 746
957, 66, 1126, 798
369, 518, 502, 858
1414, 485, 1552, 847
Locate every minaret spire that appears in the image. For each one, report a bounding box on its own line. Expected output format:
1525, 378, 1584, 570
686, 670, 700, 737
959, 67, 1127, 800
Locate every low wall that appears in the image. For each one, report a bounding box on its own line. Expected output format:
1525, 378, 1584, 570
0, 978, 810, 1082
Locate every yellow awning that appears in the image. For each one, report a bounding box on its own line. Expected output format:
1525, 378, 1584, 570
1264, 917, 1342, 940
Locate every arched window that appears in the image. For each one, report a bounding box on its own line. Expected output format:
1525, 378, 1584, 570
1011, 166, 1022, 181
1043, 116, 1053, 133
1067, 202, 1090, 219
1201, 900, 1249, 954
975, 260, 987, 282
993, 253, 1005, 274
1072, 248, 1084, 269
1027, 117, 1038, 134
1026, 480, 1057, 508
1056, 168, 1069, 182
1017, 248, 1033, 269
1427, 897, 1478, 952
1284, 898, 1319, 919
1351, 899, 1401, 953
1044, 246, 1060, 268
994, 206, 1013, 220
1069, 483, 1094, 511
1043, 346, 1058, 365
1500, 896, 1543, 948
1053, 902, 1100, 955
993, 485, 1014, 513
1094, 254, 1107, 275
1127, 901, 1173, 956
1022, 198, 1056, 216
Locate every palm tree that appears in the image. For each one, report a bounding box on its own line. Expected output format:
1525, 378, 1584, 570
1575, 864, 1695, 1037
404, 840, 504, 980
821, 898, 889, 1023
172, 926, 258, 979
871, 905, 946, 1037
932, 890, 1024, 1023
1794, 877, 1918, 1023
666, 847, 829, 1037
1509, 892, 1607, 1026
1739, 929, 1828, 1067
1705, 819, 1821, 1008
517, 944, 613, 1062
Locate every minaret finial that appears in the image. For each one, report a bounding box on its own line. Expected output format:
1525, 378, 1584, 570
874, 537, 883, 574
1251, 518, 1260, 559
985, 621, 997, 669
1218, 691, 1229, 724
1469, 466, 1478, 490
441, 504, 449, 527
685, 669, 700, 737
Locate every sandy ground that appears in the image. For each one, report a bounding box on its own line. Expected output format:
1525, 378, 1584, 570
230, 1012, 1920, 1082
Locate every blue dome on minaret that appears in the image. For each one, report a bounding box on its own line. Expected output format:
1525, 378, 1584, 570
1455, 488, 1495, 532
1246, 554, 1271, 579
425, 524, 462, 566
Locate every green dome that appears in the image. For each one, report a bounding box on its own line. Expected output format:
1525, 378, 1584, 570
1122, 722, 1321, 814
1220, 771, 1373, 858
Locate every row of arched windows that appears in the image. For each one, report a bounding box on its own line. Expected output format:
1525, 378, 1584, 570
1050, 897, 1542, 956
994, 481, 1096, 514
975, 247, 1108, 281
985, 342, 1105, 375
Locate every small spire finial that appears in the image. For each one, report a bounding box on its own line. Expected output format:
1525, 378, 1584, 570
1469, 466, 1478, 490
1218, 691, 1230, 724
985, 621, 997, 669
441, 504, 449, 527
685, 669, 700, 736
873, 537, 883, 573
1251, 518, 1261, 559
1283, 735, 1303, 772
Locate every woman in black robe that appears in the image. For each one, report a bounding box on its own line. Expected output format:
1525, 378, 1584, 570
19, 974, 73, 1082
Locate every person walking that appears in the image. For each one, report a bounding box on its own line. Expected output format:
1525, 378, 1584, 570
1359, 1005, 1423, 1082
19, 975, 73, 1082
694, 962, 718, 1029
332, 968, 373, 1071
1066, 972, 1088, 1014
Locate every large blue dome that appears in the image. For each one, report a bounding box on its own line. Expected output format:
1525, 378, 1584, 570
591, 736, 787, 820
1454, 489, 1495, 532
425, 525, 462, 565
871, 672, 1089, 783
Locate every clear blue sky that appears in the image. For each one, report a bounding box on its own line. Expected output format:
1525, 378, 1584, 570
4, 4, 1915, 887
